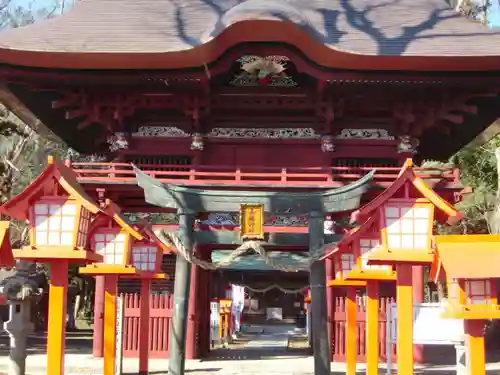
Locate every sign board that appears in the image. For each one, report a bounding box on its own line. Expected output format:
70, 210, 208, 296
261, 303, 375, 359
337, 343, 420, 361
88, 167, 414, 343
266, 307, 283, 321
240, 204, 264, 240
389, 303, 464, 345
210, 301, 220, 342
115, 295, 125, 375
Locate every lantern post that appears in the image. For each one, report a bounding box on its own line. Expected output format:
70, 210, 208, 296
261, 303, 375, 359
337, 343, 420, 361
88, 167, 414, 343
321, 213, 396, 375
0, 157, 104, 375
327, 250, 365, 375
79, 200, 169, 375
353, 159, 463, 375
431, 234, 500, 375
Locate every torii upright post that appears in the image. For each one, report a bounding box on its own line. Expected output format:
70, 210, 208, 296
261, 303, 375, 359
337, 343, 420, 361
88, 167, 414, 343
308, 211, 331, 375
168, 212, 195, 375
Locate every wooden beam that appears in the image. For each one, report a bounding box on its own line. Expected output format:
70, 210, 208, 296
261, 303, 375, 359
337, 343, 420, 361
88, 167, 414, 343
441, 113, 464, 124
77, 118, 94, 130
52, 96, 79, 109
454, 104, 478, 115
65, 108, 89, 120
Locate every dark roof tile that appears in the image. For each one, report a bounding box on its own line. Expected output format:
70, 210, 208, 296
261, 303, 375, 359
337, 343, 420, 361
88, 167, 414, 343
0, 0, 497, 57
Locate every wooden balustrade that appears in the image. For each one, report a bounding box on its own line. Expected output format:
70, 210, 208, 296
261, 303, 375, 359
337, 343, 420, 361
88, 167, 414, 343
70, 161, 460, 188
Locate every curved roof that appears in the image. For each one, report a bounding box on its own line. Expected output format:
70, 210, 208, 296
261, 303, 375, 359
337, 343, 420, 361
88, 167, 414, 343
431, 234, 500, 281
0, 158, 101, 220
352, 159, 463, 225
320, 215, 377, 260
0, 0, 499, 70
102, 200, 144, 241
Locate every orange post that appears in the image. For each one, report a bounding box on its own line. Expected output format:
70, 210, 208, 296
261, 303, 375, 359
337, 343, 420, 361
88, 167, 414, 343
46, 261, 69, 375
139, 279, 151, 374
103, 275, 118, 375
366, 281, 379, 375
219, 313, 223, 342
224, 312, 229, 340
396, 265, 414, 375
465, 320, 486, 375
346, 286, 357, 375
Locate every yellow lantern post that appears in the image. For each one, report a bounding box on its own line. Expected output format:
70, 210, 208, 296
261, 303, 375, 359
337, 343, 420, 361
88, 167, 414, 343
351, 159, 462, 375
431, 234, 500, 375
322, 213, 396, 375
326, 248, 365, 375
0, 157, 104, 375
79, 200, 168, 375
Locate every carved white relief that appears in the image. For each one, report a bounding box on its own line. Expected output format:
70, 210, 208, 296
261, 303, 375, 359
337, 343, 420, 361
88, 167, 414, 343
201, 213, 238, 226
73, 154, 109, 163
207, 128, 320, 139
132, 126, 190, 138
335, 129, 395, 140
131, 126, 321, 139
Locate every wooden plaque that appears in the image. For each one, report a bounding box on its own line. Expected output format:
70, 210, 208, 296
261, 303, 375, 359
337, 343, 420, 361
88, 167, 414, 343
240, 204, 264, 240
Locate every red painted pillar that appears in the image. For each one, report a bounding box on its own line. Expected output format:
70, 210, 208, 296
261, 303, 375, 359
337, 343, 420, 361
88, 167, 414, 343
325, 257, 335, 361
139, 279, 151, 374
186, 261, 200, 359
412, 266, 425, 364
92, 276, 105, 358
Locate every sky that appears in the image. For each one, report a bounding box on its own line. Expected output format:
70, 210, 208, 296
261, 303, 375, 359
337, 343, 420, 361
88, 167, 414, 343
11, 0, 74, 12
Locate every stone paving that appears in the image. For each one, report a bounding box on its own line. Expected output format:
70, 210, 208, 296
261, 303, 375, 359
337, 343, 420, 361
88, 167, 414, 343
1, 326, 500, 374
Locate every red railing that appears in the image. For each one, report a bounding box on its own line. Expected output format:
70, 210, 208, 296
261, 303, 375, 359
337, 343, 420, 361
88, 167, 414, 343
70, 162, 460, 188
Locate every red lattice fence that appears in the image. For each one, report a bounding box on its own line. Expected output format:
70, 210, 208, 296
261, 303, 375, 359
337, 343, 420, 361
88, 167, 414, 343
122, 293, 174, 358
332, 296, 397, 362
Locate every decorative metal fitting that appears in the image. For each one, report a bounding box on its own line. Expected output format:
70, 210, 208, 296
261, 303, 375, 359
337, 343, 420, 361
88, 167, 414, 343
107, 132, 129, 152
190, 133, 204, 151
320, 135, 335, 153
397, 135, 419, 154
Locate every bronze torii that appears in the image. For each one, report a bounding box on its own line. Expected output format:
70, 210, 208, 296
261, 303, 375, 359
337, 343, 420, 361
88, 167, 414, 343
134, 166, 375, 375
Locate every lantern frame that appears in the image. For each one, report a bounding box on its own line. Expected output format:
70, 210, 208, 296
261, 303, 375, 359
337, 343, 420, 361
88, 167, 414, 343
0, 157, 102, 263
349, 159, 462, 267
29, 196, 93, 250
321, 215, 395, 282
328, 246, 366, 287
79, 200, 166, 279
431, 234, 500, 320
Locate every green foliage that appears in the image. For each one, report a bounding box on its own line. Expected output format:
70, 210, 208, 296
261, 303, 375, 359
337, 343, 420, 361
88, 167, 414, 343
453, 137, 500, 194
428, 135, 500, 235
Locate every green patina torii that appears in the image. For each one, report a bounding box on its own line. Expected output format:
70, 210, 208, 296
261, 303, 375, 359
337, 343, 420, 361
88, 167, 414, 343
134, 166, 375, 375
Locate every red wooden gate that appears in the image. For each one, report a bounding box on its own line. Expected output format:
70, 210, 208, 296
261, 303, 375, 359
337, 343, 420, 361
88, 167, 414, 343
122, 293, 174, 358
332, 296, 397, 362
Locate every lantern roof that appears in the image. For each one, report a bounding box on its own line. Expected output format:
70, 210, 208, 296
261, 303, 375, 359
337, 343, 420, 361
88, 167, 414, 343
136, 221, 174, 254
0, 222, 15, 268
0, 157, 101, 221
99, 199, 143, 241
430, 234, 500, 282
351, 160, 463, 225
320, 215, 377, 261
0, 0, 499, 71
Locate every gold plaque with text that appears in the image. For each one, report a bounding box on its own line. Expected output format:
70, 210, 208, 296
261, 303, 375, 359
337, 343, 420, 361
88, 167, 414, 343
239, 204, 264, 240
